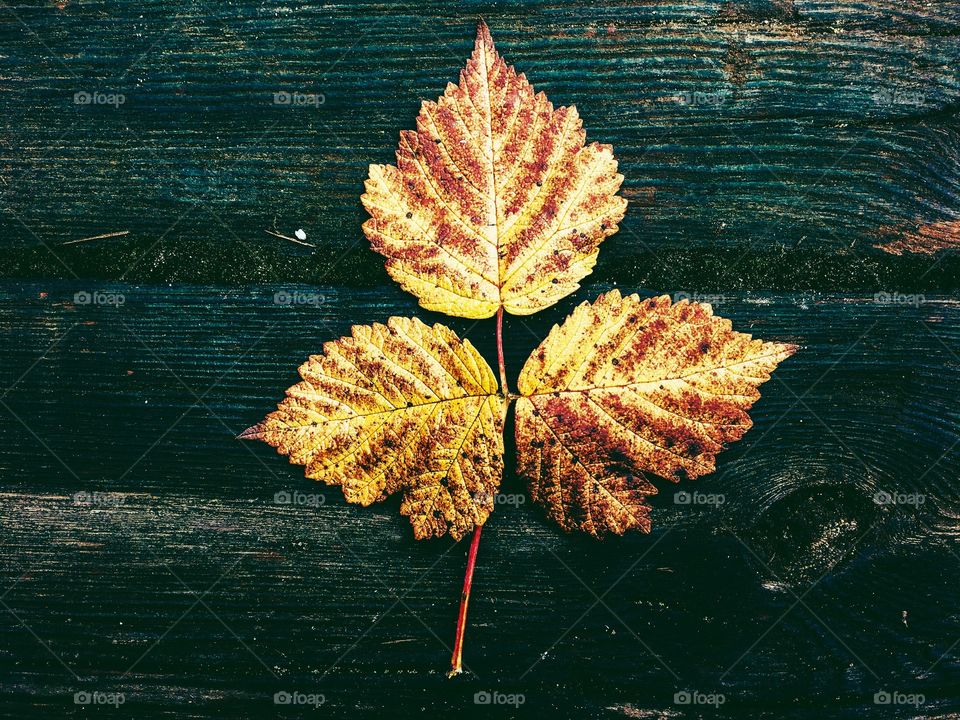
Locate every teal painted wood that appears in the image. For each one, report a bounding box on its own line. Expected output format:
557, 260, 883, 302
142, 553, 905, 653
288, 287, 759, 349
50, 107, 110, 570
1, 1, 959, 288
0, 283, 959, 717
2, 2, 960, 716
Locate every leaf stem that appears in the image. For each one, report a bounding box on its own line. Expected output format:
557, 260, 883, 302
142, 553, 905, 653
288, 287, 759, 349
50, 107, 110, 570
448, 524, 483, 677
448, 307, 507, 677
496, 306, 508, 394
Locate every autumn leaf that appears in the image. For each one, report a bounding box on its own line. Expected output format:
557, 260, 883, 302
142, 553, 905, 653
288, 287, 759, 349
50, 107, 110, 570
240, 317, 506, 540
246, 21, 802, 676
515, 291, 797, 538
361, 21, 628, 320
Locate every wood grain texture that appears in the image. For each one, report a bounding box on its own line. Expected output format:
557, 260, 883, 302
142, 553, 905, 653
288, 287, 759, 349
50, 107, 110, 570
1, 283, 959, 717
1, 0, 959, 289
3, 2, 960, 717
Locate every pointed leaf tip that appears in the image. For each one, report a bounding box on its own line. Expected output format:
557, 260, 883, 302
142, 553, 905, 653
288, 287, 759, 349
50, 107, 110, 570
476, 19, 493, 45
237, 424, 263, 441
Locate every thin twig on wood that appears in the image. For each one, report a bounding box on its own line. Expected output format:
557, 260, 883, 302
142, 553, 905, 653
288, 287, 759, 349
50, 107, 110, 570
264, 229, 315, 248
63, 230, 130, 245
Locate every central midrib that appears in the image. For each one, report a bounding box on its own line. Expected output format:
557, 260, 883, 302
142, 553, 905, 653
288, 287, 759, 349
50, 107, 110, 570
477, 35, 503, 298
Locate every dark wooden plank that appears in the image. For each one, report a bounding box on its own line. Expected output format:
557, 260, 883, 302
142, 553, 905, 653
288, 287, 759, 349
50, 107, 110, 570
1, 283, 959, 717
1, 1, 959, 288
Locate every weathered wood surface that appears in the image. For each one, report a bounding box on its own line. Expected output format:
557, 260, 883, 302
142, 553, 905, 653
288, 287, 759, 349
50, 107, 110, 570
1, 283, 959, 718
3, 1, 960, 717
2, 0, 960, 288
